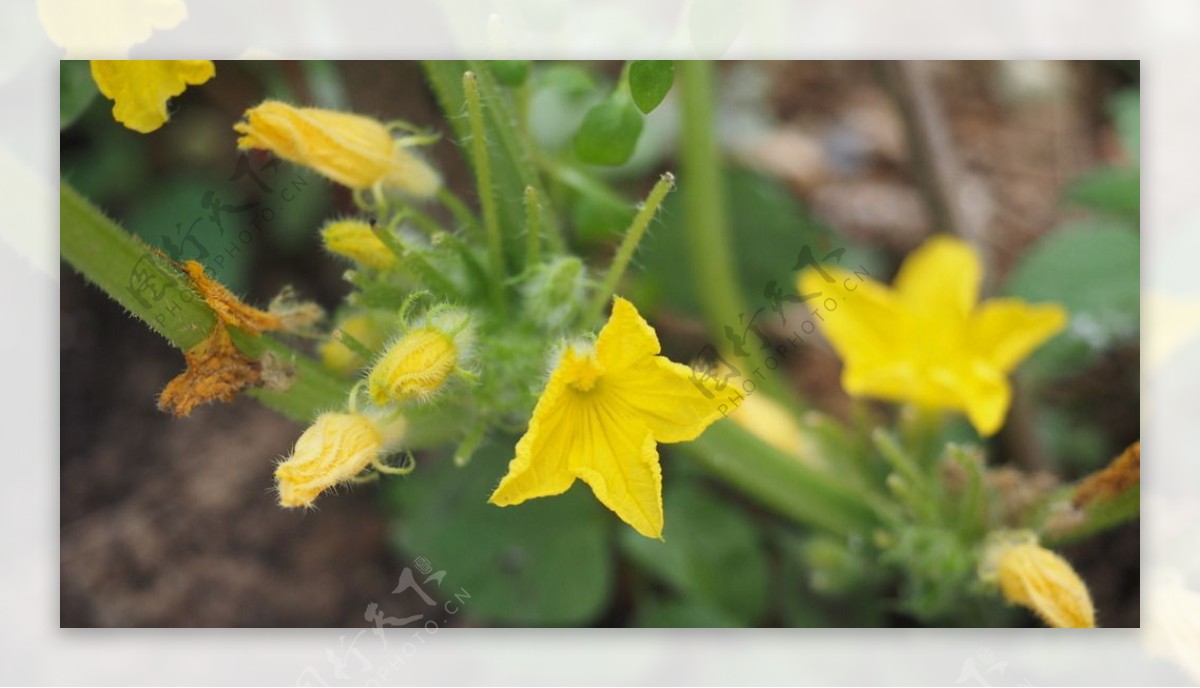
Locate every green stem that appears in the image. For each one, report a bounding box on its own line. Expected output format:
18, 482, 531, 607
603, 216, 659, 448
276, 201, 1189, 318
422, 61, 564, 252
585, 173, 674, 325
678, 60, 783, 397
524, 185, 541, 268
462, 71, 507, 310
61, 182, 348, 424
436, 186, 482, 236
683, 421, 880, 537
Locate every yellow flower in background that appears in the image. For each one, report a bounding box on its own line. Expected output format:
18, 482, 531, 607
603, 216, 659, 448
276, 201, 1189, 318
321, 218, 396, 270
798, 236, 1066, 436
730, 393, 807, 457
320, 314, 386, 376
234, 101, 441, 196
979, 531, 1095, 628
275, 412, 404, 508
368, 311, 473, 405
489, 297, 725, 539
90, 60, 215, 133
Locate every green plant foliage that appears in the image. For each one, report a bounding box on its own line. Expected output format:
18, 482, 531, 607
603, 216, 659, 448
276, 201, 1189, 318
619, 481, 769, 625
573, 91, 645, 166
388, 442, 614, 626
628, 60, 675, 114
1004, 222, 1140, 377
61, 61, 98, 129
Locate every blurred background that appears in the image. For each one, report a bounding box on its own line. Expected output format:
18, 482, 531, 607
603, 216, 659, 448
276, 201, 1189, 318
60, 60, 1139, 627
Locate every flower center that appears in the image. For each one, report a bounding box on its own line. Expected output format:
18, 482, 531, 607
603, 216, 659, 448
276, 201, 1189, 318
562, 346, 604, 393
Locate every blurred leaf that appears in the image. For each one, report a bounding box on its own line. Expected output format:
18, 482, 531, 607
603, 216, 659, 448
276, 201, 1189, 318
1110, 89, 1139, 160
527, 65, 604, 153
61, 61, 98, 130
1003, 221, 1140, 378
1065, 166, 1139, 223
573, 92, 644, 166
631, 597, 740, 627
619, 481, 768, 625
270, 167, 332, 252
628, 60, 674, 114
125, 178, 255, 294
388, 442, 613, 626
550, 162, 635, 243
490, 60, 530, 87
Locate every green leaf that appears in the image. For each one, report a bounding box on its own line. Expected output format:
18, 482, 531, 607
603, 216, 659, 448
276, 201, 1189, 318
388, 441, 613, 626
573, 93, 644, 166
628, 60, 674, 114
61, 60, 98, 129
489, 60, 530, 87
1003, 221, 1140, 377
1065, 166, 1139, 223
619, 481, 768, 625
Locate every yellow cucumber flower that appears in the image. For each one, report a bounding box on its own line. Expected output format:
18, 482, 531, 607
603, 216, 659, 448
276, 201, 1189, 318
275, 412, 404, 508
321, 218, 396, 270
90, 60, 215, 133
979, 531, 1095, 628
798, 236, 1066, 436
489, 297, 725, 539
369, 311, 473, 405
234, 101, 440, 196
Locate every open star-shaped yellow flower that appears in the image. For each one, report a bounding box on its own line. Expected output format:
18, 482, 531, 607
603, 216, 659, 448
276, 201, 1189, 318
799, 236, 1066, 436
489, 297, 724, 539
90, 60, 215, 133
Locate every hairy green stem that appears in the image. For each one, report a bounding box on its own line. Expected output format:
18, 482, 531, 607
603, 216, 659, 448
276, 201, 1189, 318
61, 182, 348, 423
463, 71, 507, 310
585, 173, 674, 325
524, 185, 541, 268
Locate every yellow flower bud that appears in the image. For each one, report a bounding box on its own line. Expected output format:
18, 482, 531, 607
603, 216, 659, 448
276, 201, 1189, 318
321, 219, 396, 270
234, 101, 440, 196
320, 314, 386, 376
275, 412, 404, 508
369, 326, 459, 405
980, 531, 1096, 628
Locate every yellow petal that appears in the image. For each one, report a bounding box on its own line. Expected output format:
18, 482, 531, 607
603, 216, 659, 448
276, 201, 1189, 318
970, 299, 1067, 373
368, 326, 458, 404
981, 532, 1095, 628
801, 264, 902, 379
573, 420, 663, 540
488, 373, 579, 507
894, 236, 981, 323
606, 356, 725, 443
595, 296, 661, 374
275, 412, 387, 508
234, 101, 440, 195
321, 218, 397, 270
90, 60, 215, 133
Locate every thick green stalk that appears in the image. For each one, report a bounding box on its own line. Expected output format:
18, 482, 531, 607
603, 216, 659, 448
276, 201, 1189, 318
61, 182, 348, 423
683, 421, 880, 537
678, 61, 781, 394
